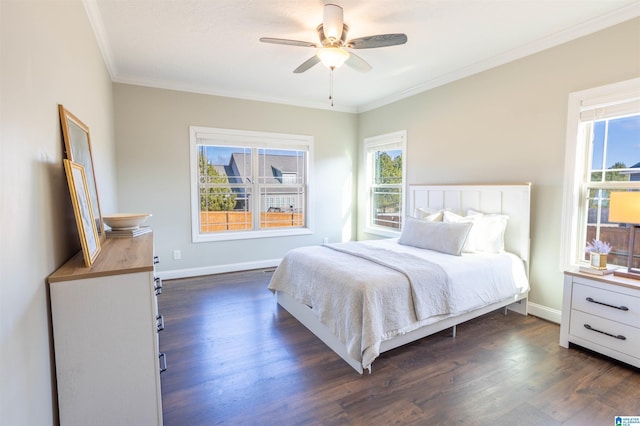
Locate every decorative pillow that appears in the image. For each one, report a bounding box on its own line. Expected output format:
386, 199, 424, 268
413, 207, 444, 222
443, 211, 479, 252
399, 216, 472, 256
467, 210, 509, 253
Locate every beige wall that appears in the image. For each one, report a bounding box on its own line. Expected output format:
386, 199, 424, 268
357, 18, 640, 315
0, 1, 117, 424
113, 84, 358, 276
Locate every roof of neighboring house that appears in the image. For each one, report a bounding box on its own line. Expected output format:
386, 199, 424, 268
227, 153, 304, 184
629, 162, 640, 181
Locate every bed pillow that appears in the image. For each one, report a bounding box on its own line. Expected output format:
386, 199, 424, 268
399, 216, 472, 256
442, 211, 479, 252
413, 207, 444, 222
467, 210, 509, 253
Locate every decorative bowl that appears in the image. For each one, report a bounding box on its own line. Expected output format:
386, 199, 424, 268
103, 213, 152, 230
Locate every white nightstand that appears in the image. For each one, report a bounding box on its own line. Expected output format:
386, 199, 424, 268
560, 267, 640, 368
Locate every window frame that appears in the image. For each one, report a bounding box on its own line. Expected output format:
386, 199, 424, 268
560, 78, 640, 269
363, 130, 407, 238
189, 126, 314, 243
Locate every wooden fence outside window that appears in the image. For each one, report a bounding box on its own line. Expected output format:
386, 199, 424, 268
200, 211, 304, 232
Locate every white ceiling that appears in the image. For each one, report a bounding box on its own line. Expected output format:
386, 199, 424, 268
85, 0, 639, 112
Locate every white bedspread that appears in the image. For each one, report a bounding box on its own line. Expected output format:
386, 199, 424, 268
326, 241, 452, 320
268, 238, 529, 371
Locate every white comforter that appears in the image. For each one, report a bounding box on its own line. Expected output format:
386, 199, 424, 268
268, 238, 529, 371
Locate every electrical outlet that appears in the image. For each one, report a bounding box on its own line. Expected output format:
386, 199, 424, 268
173, 250, 181, 260
323, 237, 329, 245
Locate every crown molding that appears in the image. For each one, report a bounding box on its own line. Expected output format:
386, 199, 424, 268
83, 0, 117, 79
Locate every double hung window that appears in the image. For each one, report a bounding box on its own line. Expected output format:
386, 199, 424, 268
190, 127, 313, 242
561, 79, 640, 269
364, 131, 406, 237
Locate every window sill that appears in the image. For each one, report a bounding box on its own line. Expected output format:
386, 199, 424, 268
363, 226, 401, 239
193, 227, 313, 243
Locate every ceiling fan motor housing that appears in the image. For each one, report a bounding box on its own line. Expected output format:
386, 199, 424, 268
317, 24, 349, 47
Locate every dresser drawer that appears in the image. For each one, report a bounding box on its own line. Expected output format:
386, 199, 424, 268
569, 309, 640, 359
572, 282, 640, 327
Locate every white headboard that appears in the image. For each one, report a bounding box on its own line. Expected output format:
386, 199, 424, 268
408, 183, 531, 267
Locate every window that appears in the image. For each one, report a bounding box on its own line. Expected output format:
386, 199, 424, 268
561, 78, 640, 269
364, 131, 406, 237
190, 126, 313, 242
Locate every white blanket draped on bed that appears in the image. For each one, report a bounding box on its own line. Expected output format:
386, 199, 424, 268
268, 238, 529, 371
325, 241, 452, 320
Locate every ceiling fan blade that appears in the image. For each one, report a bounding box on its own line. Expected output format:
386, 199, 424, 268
293, 55, 321, 73
259, 37, 318, 48
345, 52, 372, 73
323, 4, 344, 42
347, 33, 408, 49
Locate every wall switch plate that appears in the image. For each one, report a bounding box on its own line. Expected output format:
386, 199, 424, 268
173, 250, 181, 260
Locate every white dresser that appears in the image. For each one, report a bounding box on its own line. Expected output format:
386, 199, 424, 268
560, 268, 640, 368
48, 232, 164, 425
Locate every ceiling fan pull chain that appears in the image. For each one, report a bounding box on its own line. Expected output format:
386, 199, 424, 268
329, 67, 334, 107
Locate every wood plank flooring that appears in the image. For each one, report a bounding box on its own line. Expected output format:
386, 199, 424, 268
158, 269, 639, 426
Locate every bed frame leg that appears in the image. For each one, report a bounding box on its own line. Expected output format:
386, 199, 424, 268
452, 325, 456, 337
503, 306, 508, 316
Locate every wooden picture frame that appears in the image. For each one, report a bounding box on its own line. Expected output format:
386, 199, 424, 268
59, 105, 105, 240
63, 159, 101, 267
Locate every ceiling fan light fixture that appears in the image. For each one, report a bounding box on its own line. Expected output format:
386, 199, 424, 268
317, 46, 350, 69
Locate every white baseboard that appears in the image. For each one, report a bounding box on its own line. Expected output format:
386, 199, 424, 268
157, 258, 281, 280
527, 302, 562, 324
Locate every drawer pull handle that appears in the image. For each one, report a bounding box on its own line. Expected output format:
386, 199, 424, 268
156, 313, 165, 332
584, 324, 626, 340
585, 297, 628, 311
159, 352, 167, 373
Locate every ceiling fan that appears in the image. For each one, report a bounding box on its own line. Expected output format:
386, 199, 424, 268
260, 3, 407, 76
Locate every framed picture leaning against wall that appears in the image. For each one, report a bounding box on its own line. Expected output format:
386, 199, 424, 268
63, 159, 101, 267
59, 105, 105, 240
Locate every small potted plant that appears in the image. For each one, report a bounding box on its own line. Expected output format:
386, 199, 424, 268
584, 239, 611, 270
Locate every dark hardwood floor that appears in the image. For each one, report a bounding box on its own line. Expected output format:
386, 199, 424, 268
158, 269, 639, 426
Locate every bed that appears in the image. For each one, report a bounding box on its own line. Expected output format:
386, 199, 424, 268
268, 184, 531, 374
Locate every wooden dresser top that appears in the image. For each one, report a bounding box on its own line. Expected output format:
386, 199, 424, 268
48, 233, 154, 283
565, 265, 640, 291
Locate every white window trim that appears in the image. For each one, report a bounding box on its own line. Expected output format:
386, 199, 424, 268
560, 77, 640, 270
189, 126, 314, 242
363, 130, 407, 238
